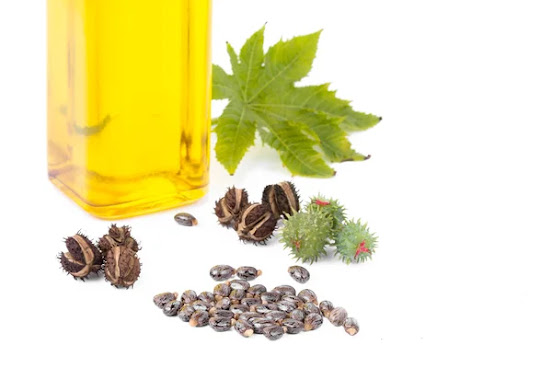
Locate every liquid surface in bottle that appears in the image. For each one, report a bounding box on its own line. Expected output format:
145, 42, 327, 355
47, 0, 212, 218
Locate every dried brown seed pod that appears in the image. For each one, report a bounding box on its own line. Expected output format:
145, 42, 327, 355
247, 284, 267, 298
189, 310, 209, 327
153, 292, 178, 309
104, 246, 141, 288
304, 313, 323, 331
289, 309, 306, 322
281, 318, 304, 334
260, 292, 281, 304
59, 233, 103, 279
262, 182, 300, 219
319, 301, 334, 318
344, 317, 359, 336
214, 283, 231, 298
198, 291, 215, 304
263, 325, 285, 340
225, 187, 250, 218
298, 289, 318, 305
265, 311, 287, 323
98, 224, 139, 257
163, 300, 182, 317
236, 203, 277, 244
215, 297, 231, 310
174, 212, 198, 226
273, 285, 296, 296
210, 265, 235, 281
241, 298, 261, 308
178, 305, 195, 322
303, 302, 321, 316
329, 307, 348, 327
228, 279, 250, 291
288, 266, 310, 284
181, 290, 198, 304
209, 316, 234, 332
236, 266, 262, 281
234, 320, 254, 337
214, 198, 234, 226
229, 289, 246, 303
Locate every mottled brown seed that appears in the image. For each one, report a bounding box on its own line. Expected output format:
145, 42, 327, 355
298, 289, 318, 305
234, 320, 254, 337
250, 317, 277, 334
303, 302, 322, 316
319, 300, 334, 318
277, 301, 298, 313
238, 312, 263, 323
251, 304, 278, 314
236, 266, 262, 281
178, 305, 195, 322
209, 316, 234, 332
241, 298, 261, 308
214, 283, 231, 298
289, 309, 306, 322
260, 292, 281, 304
263, 325, 285, 340
288, 266, 310, 284
181, 290, 197, 304
281, 295, 304, 309
273, 285, 296, 296
304, 313, 323, 331
210, 265, 235, 281
209, 308, 234, 319
189, 310, 209, 327
247, 284, 267, 298
265, 310, 287, 323
174, 212, 198, 226
163, 300, 182, 317
229, 289, 246, 302
198, 291, 215, 304
153, 292, 178, 308
191, 300, 211, 311
228, 279, 250, 291
344, 317, 359, 336
215, 297, 231, 310
230, 304, 249, 316
329, 307, 348, 327
281, 318, 304, 334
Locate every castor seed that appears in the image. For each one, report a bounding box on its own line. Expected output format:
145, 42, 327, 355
303, 302, 321, 316
281, 318, 304, 334
174, 212, 198, 226
209, 316, 234, 332
178, 305, 195, 322
260, 292, 280, 304
288, 266, 310, 284
298, 289, 318, 305
163, 300, 182, 317
319, 300, 334, 318
215, 297, 231, 310
228, 279, 250, 291
153, 292, 178, 308
265, 311, 287, 323
181, 290, 197, 304
247, 284, 267, 298
214, 283, 231, 298
289, 309, 306, 322
329, 307, 348, 327
210, 265, 235, 281
236, 266, 262, 281
241, 298, 261, 308
344, 317, 359, 336
304, 313, 323, 331
272, 285, 296, 296
189, 310, 209, 327
234, 320, 254, 337
263, 325, 285, 341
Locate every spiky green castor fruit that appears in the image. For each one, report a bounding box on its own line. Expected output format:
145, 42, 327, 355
306, 195, 346, 238
335, 219, 377, 264
281, 210, 332, 264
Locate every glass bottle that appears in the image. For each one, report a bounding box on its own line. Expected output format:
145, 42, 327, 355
47, 0, 212, 219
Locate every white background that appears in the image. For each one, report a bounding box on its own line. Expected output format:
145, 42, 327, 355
1, 0, 551, 367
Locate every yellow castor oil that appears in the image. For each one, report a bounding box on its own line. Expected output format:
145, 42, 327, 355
47, 0, 212, 219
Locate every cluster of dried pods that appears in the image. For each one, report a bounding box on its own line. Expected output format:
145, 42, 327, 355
214, 182, 300, 244
154, 265, 359, 340
59, 225, 141, 288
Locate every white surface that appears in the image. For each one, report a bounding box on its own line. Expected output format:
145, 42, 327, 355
1, 0, 551, 367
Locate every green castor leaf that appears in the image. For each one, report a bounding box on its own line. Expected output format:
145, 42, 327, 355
306, 195, 347, 238
281, 210, 332, 264
334, 219, 377, 264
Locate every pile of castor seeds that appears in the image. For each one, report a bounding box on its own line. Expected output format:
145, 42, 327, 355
153, 265, 359, 340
